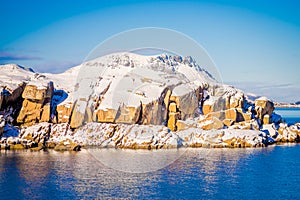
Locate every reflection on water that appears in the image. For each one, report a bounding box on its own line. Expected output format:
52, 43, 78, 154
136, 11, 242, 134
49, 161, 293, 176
87, 148, 187, 173
0, 145, 300, 199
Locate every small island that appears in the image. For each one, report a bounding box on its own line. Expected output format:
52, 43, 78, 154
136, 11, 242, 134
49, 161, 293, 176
1, 53, 299, 151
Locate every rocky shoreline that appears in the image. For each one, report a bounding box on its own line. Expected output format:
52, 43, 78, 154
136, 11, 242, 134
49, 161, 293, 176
1, 53, 300, 151
1, 120, 300, 151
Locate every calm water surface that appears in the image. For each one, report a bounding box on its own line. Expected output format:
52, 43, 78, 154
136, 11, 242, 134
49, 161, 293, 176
0, 108, 299, 199
1, 146, 300, 199
275, 107, 300, 125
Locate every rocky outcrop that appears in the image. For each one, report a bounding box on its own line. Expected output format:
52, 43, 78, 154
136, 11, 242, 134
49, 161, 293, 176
0, 83, 26, 109
0, 122, 80, 151
17, 82, 54, 126
19, 122, 51, 146
265, 123, 300, 143
0, 83, 26, 125
178, 128, 268, 148
199, 85, 278, 132
254, 97, 274, 124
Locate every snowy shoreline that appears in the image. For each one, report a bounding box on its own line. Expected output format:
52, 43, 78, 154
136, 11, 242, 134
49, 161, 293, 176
1, 121, 300, 151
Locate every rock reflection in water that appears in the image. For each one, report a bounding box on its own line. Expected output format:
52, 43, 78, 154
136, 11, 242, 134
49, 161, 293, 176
87, 148, 186, 173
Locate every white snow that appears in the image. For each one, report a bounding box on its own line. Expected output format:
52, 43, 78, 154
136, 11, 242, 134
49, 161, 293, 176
1, 52, 216, 113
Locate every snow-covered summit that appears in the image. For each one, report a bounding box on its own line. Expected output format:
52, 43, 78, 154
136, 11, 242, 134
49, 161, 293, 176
82, 52, 214, 80
68, 52, 218, 127
1, 53, 215, 100
0, 63, 34, 73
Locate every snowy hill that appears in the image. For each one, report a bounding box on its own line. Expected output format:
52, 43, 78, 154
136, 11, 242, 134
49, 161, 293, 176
70, 52, 217, 127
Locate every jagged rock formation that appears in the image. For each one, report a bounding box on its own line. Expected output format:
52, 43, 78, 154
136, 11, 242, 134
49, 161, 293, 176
0, 53, 298, 150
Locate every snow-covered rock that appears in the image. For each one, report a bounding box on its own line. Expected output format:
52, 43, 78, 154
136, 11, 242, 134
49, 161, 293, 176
0, 53, 299, 150
0, 63, 79, 126
67, 122, 271, 148
254, 97, 274, 122
69, 52, 215, 128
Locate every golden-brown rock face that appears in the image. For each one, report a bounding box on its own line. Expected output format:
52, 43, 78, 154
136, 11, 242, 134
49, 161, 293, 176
166, 85, 202, 131
115, 105, 141, 124
168, 112, 180, 131
202, 103, 213, 115
17, 82, 54, 126
200, 87, 252, 130
17, 99, 43, 125
198, 116, 224, 130
22, 84, 51, 100
169, 85, 200, 120
225, 108, 237, 121
96, 108, 118, 123
167, 101, 180, 131
254, 97, 274, 122
56, 102, 73, 123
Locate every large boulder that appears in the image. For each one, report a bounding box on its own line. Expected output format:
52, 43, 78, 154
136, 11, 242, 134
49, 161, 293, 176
198, 116, 224, 130
203, 96, 226, 115
17, 82, 54, 126
254, 97, 274, 122
228, 92, 244, 109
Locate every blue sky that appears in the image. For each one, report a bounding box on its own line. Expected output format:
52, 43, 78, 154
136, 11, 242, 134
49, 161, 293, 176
1, 0, 300, 102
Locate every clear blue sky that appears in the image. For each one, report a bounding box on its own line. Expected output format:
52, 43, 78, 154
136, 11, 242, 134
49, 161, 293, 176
1, 0, 300, 102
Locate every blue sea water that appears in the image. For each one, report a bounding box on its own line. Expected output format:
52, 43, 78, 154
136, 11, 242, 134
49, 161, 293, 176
1, 146, 300, 199
274, 107, 300, 125
0, 108, 299, 199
